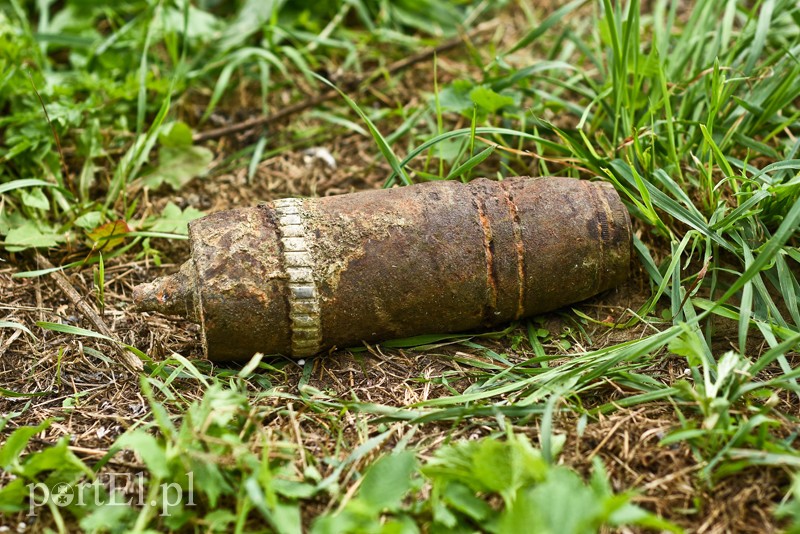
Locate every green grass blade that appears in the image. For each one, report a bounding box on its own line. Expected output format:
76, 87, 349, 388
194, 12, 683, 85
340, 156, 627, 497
311, 72, 411, 185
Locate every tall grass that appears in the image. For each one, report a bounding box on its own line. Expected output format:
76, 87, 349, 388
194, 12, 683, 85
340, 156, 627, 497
354, 0, 800, 480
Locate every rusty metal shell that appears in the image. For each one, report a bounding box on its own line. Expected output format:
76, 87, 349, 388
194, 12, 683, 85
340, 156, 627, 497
133, 177, 631, 361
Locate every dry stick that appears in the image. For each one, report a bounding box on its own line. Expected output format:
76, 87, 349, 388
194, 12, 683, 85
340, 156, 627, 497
192, 21, 499, 144
35, 253, 144, 372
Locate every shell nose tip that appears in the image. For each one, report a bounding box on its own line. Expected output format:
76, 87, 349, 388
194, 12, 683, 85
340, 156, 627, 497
132, 280, 164, 312
131, 262, 197, 319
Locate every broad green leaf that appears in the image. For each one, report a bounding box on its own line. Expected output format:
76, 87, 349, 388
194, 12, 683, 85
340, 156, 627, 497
437, 80, 475, 114
115, 430, 170, 479
158, 121, 194, 148
142, 145, 214, 190
20, 437, 92, 479
147, 203, 203, 235
74, 211, 103, 229
668, 327, 710, 369
475, 436, 547, 497
79, 493, 138, 531
0, 478, 29, 513
3, 221, 64, 251
187, 459, 230, 508
0, 420, 51, 470
359, 450, 417, 511
501, 467, 599, 534
216, 0, 278, 51
442, 481, 492, 521
20, 187, 49, 210
469, 86, 514, 114
162, 5, 221, 41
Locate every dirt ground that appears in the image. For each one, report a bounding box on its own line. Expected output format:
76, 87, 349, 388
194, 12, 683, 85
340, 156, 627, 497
1, 9, 796, 533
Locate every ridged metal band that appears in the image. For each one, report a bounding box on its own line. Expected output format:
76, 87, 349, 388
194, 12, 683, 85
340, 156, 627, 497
272, 198, 322, 357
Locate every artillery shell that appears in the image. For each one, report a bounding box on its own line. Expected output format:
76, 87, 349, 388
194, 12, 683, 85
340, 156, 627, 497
133, 177, 631, 361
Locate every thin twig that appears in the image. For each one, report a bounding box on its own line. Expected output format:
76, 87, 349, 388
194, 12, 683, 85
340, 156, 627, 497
35, 253, 144, 372
29, 73, 74, 195
192, 21, 499, 144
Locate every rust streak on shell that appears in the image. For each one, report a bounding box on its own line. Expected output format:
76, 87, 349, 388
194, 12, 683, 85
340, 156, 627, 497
501, 186, 526, 320
470, 189, 498, 324
593, 182, 616, 291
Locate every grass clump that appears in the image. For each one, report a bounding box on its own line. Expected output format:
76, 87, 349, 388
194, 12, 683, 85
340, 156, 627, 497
0, 0, 485, 256
2, 372, 678, 534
